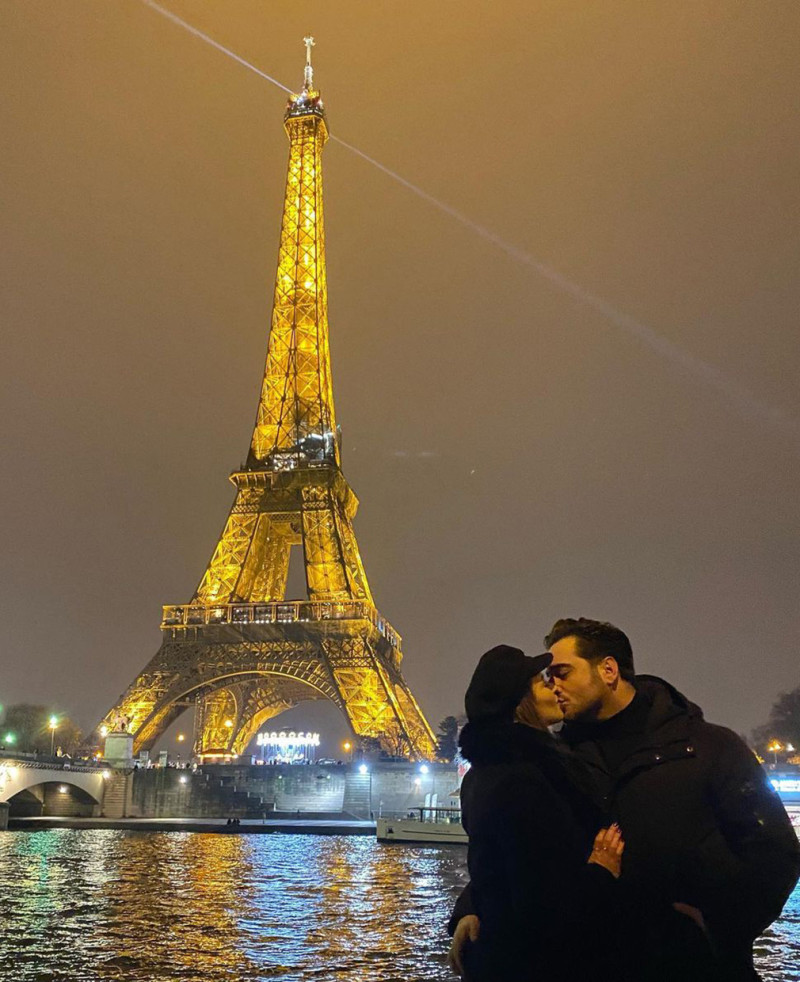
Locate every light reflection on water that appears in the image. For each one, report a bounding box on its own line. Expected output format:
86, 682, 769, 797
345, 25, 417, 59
0, 830, 796, 981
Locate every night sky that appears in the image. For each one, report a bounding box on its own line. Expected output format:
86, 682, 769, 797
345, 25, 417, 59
1, 1, 798, 755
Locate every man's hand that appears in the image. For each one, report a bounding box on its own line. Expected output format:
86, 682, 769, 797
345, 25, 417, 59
447, 914, 480, 977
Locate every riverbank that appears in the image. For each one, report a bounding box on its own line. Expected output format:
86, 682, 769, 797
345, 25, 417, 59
7, 815, 375, 835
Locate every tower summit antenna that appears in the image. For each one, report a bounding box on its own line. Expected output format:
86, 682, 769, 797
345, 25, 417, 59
303, 35, 315, 91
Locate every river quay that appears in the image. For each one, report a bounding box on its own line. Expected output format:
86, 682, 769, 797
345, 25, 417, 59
1, 755, 459, 823
8, 815, 375, 835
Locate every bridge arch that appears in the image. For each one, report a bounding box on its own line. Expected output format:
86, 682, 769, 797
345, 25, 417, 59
0, 763, 105, 816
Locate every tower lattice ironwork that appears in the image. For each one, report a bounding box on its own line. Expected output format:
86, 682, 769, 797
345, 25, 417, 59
101, 40, 435, 759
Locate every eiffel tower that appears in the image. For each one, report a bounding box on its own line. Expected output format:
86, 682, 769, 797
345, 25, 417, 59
101, 39, 435, 760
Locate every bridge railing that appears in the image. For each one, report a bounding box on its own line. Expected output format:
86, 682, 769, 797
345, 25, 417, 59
0, 753, 107, 773
161, 600, 402, 650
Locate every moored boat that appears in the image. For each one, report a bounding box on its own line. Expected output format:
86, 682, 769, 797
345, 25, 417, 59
376, 806, 467, 844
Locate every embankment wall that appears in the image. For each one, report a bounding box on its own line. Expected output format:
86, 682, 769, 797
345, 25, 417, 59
122, 762, 458, 819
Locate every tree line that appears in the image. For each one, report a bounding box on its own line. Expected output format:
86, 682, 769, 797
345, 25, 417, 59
0, 704, 83, 755
752, 684, 800, 762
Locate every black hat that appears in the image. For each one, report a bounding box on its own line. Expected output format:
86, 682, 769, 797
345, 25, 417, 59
464, 645, 553, 723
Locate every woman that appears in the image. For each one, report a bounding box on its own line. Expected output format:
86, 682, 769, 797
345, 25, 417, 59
449, 645, 624, 982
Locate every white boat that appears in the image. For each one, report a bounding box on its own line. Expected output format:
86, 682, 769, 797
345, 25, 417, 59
376, 807, 468, 845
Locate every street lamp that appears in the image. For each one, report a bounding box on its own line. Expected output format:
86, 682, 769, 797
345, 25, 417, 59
767, 740, 783, 766
358, 764, 372, 817
417, 762, 434, 819
177, 734, 185, 742
343, 740, 352, 761
3, 733, 15, 746
49, 716, 58, 756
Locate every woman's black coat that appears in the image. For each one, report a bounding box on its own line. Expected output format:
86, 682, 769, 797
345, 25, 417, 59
455, 720, 618, 982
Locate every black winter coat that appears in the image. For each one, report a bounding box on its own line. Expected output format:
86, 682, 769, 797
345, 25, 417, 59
561, 676, 800, 981
453, 721, 619, 982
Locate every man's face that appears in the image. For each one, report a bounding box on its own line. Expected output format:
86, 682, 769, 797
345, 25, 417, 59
546, 636, 608, 722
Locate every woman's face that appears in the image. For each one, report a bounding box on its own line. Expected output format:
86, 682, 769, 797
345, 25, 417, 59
516, 674, 564, 729
532, 674, 564, 727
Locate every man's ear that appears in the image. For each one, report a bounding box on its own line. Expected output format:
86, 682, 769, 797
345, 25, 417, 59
600, 656, 621, 686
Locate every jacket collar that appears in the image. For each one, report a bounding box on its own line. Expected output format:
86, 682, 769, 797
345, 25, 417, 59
458, 719, 556, 766
561, 675, 703, 786
563, 675, 703, 744
459, 718, 607, 823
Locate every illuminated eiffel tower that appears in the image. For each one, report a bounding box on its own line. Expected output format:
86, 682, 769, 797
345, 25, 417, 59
102, 39, 435, 759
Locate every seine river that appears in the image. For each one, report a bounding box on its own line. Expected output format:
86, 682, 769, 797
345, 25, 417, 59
0, 829, 797, 981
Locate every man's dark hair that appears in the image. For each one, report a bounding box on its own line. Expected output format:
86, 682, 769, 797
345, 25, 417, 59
544, 617, 636, 682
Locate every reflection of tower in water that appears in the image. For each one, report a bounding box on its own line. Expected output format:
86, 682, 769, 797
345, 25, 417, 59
95, 833, 259, 978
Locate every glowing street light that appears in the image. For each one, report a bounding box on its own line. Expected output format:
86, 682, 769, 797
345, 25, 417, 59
49, 716, 58, 756
177, 734, 186, 742
3, 733, 15, 746
358, 763, 373, 817
767, 740, 783, 766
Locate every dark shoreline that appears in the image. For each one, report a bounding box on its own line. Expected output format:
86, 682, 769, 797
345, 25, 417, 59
7, 816, 376, 836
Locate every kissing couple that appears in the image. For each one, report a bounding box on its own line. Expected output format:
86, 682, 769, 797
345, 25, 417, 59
447, 617, 800, 982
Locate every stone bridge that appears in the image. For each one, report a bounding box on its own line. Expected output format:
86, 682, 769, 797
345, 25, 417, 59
0, 754, 109, 821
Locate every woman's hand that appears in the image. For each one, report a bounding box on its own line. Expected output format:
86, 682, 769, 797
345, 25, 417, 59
447, 915, 480, 977
588, 824, 625, 878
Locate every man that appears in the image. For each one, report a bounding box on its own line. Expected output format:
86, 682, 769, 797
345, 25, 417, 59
449, 618, 800, 981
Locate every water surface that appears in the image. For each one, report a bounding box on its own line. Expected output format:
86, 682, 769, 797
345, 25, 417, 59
0, 830, 797, 981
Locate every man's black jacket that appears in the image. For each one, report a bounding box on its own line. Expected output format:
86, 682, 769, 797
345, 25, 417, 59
450, 676, 800, 981
566, 676, 800, 977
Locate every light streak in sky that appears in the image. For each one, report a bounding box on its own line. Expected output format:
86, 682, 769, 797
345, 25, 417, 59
141, 0, 291, 93
141, 0, 798, 444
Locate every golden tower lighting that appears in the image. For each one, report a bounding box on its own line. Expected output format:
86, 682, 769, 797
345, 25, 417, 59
100, 40, 435, 760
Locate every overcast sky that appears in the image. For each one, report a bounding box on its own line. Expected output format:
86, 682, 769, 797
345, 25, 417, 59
1, 1, 798, 753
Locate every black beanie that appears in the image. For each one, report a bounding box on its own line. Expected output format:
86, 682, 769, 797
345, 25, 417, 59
464, 645, 552, 723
